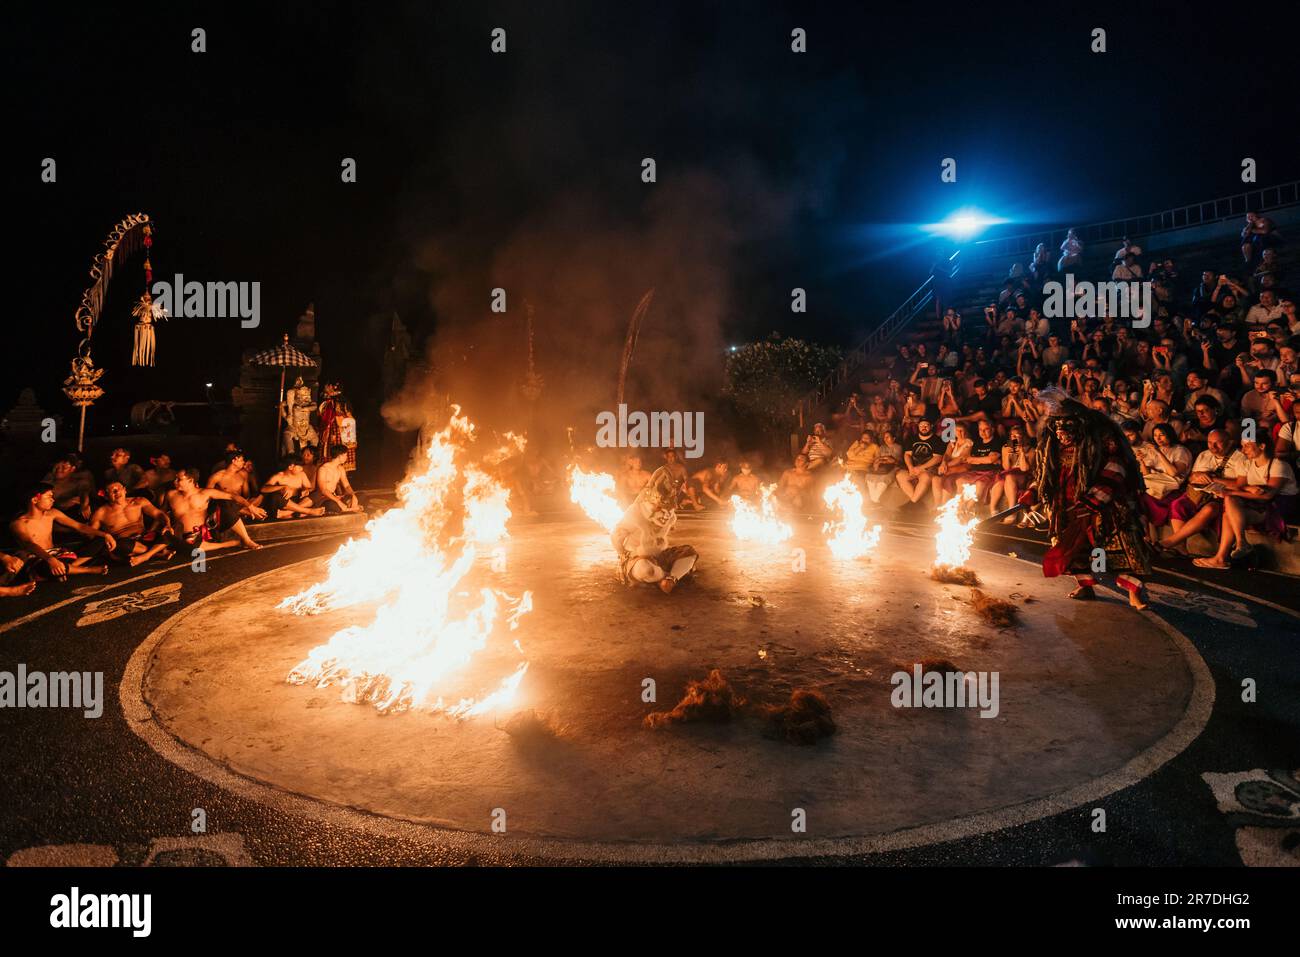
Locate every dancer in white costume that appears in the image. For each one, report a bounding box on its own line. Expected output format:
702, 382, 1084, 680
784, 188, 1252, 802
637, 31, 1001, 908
611, 466, 699, 594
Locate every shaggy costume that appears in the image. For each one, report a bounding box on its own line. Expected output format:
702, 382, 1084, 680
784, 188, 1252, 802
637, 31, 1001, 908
1023, 390, 1151, 605
611, 466, 698, 592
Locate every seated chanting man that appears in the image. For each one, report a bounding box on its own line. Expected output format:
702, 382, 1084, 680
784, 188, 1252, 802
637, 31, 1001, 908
206, 449, 267, 521
9, 483, 116, 581
260, 455, 326, 519
89, 481, 174, 566
165, 469, 263, 554
316, 450, 364, 513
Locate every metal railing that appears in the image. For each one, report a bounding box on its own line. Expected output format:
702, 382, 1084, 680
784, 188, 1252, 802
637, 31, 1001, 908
965, 180, 1300, 261
794, 250, 959, 427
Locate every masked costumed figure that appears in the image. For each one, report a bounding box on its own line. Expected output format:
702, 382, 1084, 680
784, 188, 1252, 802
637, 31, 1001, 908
318, 382, 357, 471
281, 377, 319, 455
1021, 388, 1151, 609
611, 466, 699, 594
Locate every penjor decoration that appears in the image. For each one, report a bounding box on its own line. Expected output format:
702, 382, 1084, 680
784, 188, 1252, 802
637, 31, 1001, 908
65, 214, 156, 447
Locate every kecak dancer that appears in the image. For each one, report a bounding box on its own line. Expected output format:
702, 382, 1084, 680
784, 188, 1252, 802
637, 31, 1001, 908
611, 466, 699, 594
1021, 388, 1151, 609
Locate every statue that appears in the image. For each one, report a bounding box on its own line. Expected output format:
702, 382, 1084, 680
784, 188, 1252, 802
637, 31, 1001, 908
281, 376, 319, 455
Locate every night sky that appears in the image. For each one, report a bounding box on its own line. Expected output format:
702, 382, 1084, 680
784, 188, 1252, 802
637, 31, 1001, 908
8, 1, 1297, 436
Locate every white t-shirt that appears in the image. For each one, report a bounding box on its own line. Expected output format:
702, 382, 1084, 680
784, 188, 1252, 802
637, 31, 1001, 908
1242, 457, 1294, 496
1192, 449, 1248, 479
1245, 303, 1284, 327
1243, 457, 1298, 497
1141, 444, 1192, 496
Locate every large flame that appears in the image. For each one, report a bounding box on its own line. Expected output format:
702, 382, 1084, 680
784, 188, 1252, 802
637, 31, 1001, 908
281, 408, 532, 717
934, 484, 980, 569
821, 474, 881, 559
731, 484, 792, 544
568, 466, 623, 531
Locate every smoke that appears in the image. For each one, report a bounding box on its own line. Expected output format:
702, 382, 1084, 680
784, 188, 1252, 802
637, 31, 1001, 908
360, 4, 837, 454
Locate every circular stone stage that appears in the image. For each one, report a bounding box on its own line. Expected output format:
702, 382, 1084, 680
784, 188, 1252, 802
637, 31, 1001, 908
131, 516, 1211, 862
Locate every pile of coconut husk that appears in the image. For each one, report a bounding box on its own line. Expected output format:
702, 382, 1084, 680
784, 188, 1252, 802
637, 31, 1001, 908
930, 564, 982, 586
762, 689, 836, 744
501, 709, 566, 745
970, 588, 1019, 627
899, 657, 963, 677
644, 669, 745, 729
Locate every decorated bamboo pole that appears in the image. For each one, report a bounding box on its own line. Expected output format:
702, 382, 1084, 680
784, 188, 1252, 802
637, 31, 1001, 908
616, 288, 654, 408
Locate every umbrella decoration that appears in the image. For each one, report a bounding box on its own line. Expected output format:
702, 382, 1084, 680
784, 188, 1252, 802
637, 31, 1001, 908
249, 333, 319, 449
65, 213, 154, 449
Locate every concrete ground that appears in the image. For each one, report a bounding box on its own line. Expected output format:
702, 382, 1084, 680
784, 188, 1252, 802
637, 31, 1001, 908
0, 509, 1295, 866
138, 519, 1203, 860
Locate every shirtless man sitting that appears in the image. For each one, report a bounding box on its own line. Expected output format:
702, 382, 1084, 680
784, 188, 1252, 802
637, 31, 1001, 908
617, 455, 653, 505
206, 450, 268, 521
166, 469, 262, 553
316, 450, 363, 513
90, 481, 175, 566
691, 461, 731, 507
9, 483, 115, 580
727, 460, 761, 501
662, 449, 701, 510
136, 452, 177, 504
776, 455, 816, 512
260, 456, 326, 519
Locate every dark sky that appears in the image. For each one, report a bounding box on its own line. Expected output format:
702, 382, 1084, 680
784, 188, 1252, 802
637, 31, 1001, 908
7, 0, 1297, 434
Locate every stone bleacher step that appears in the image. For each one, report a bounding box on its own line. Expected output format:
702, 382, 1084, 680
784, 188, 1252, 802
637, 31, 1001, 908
249, 510, 370, 544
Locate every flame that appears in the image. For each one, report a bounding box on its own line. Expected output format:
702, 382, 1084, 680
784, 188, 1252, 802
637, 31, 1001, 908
568, 466, 623, 531
821, 474, 882, 559
934, 484, 981, 569
730, 484, 792, 543
281, 407, 532, 717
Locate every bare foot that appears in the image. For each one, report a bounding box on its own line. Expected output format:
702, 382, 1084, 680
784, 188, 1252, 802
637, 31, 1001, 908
128, 554, 147, 567
243, 540, 264, 551
1128, 586, 1149, 610
1067, 585, 1096, 600
310, 507, 326, 516
0, 583, 37, 597
659, 577, 676, 594
1193, 557, 1229, 569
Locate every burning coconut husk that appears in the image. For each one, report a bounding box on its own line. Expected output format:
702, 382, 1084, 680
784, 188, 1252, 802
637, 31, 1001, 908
932, 484, 981, 581
731, 484, 792, 544
930, 565, 982, 586
281, 407, 532, 718
568, 466, 623, 531
763, 689, 836, 744
644, 669, 744, 729
970, 588, 1019, 628
821, 474, 882, 559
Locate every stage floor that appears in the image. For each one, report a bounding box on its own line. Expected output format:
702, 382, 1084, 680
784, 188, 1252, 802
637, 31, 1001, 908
136, 516, 1207, 860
